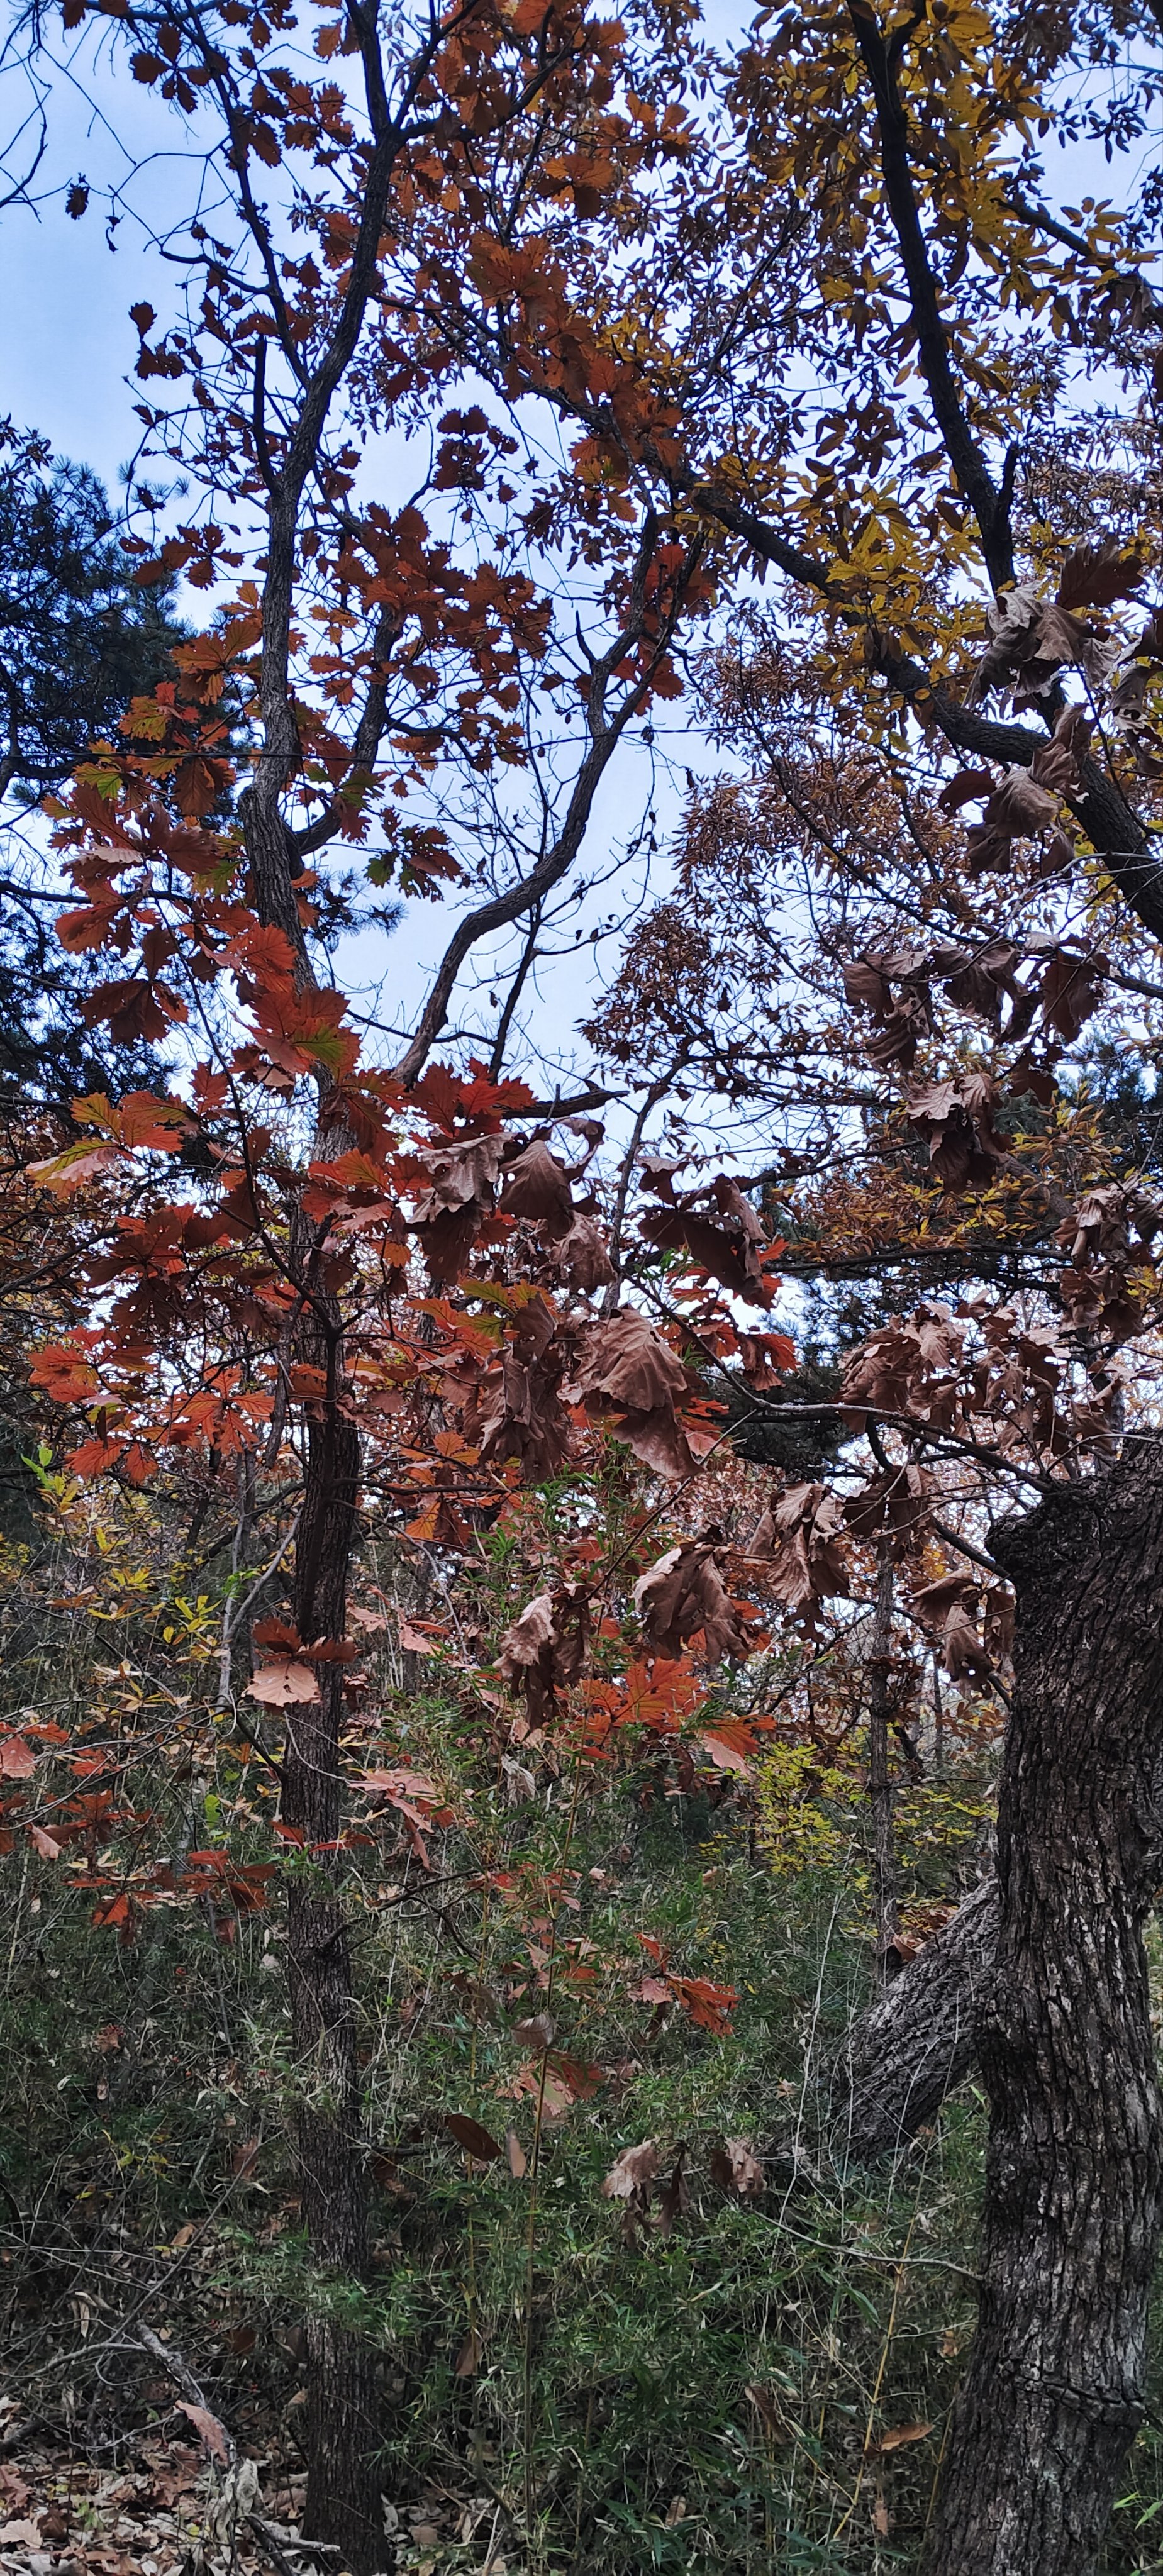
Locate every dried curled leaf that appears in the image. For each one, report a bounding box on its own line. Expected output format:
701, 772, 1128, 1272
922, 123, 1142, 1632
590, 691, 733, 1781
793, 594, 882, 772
634, 1533, 749, 1663
843, 1463, 932, 1558
912, 1571, 992, 1680
408, 1132, 506, 1281
907, 1073, 1004, 1194
462, 1292, 575, 1479
966, 582, 1087, 710
708, 2136, 765, 2198
565, 1309, 699, 1479
748, 1481, 849, 1613
602, 2138, 660, 2202
1033, 941, 1108, 1041
499, 1138, 576, 1235
498, 1582, 589, 1726
549, 1210, 615, 1292
640, 1171, 776, 1306
840, 1306, 965, 1433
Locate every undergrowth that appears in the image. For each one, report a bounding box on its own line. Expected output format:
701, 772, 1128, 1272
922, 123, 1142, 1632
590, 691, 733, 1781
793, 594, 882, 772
1, 1509, 1161, 2572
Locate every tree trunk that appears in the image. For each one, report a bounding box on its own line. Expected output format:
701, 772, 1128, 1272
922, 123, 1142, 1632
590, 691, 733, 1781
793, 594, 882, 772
283, 1389, 384, 2572
925, 1443, 1163, 2576
867, 1547, 898, 1979
248, 776, 386, 2568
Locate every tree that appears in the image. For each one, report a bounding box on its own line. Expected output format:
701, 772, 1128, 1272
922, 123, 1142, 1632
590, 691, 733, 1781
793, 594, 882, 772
11, 7, 719, 2564
0, 423, 182, 1098
14, 0, 1163, 2567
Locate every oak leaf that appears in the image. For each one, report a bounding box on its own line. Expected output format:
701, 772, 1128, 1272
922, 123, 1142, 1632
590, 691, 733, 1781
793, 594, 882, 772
634, 1535, 748, 1663
565, 1309, 698, 1479
499, 1138, 575, 1235
246, 1660, 320, 1706
602, 2139, 660, 2202
748, 1481, 849, 1609
498, 1582, 589, 1724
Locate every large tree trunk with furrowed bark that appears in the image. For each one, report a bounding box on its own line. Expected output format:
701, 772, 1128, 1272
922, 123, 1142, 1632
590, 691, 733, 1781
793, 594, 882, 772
923, 1441, 1163, 2576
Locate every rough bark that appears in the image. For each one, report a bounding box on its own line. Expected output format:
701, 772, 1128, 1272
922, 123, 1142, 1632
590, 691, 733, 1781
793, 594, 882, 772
925, 1442, 1163, 2576
830, 1874, 998, 2164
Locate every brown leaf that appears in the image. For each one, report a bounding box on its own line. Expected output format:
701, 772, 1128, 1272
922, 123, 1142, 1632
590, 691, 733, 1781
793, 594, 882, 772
512, 2011, 555, 2051
907, 1074, 1004, 1194
708, 2136, 765, 2198
640, 1172, 774, 1306
634, 1535, 749, 1663
842, 955, 893, 1011
443, 2112, 504, 2162
398, 1617, 435, 1656
550, 1210, 616, 1292
841, 1306, 965, 1431
506, 2126, 528, 2178
748, 1480, 849, 1613
1029, 701, 1092, 795
175, 2401, 231, 2467
1036, 945, 1107, 1041
967, 581, 1088, 709
864, 996, 928, 1070
455, 2329, 483, 2378
942, 1599, 993, 1682
467, 1294, 576, 1479
657, 2148, 689, 2238
868, 2421, 933, 2455
1057, 538, 1145, 611
498, 1582, 589, 1726
409, 1132, 506, 1280
601, 2139, 660, 2202
499, 1139, 575, 1235
843, 1463, 932, 1557
938, 766, 995, 814
246, 1658, 320, 1706
745, 2383, 788, 2441
911, 1572, 977, 1626
448, 1971, 504, 2026
0, 1735, 35, 1778
565, 1309, 698, 1480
